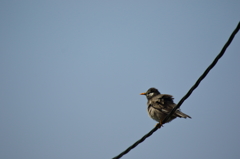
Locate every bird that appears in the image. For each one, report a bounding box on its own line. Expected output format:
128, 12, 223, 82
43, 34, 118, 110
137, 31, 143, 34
140, 88, 191, 127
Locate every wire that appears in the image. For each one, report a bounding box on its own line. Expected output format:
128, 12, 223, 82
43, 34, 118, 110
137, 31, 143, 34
112, 21, 240, 159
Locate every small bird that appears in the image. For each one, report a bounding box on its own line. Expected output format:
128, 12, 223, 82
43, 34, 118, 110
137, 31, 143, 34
140, 88, 191, 126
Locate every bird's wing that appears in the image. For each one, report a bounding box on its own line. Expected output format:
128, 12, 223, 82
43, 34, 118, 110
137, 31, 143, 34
151, 94, 191, 118
149, 94, 175, 114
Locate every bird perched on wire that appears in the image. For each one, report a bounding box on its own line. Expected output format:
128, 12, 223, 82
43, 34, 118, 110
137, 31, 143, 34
140, 88, 191, 127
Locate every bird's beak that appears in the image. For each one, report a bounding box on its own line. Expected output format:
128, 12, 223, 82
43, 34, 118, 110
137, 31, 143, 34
140, 92, 146, 95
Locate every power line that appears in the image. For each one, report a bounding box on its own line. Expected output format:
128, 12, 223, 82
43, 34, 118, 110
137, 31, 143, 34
112, 21, 240, 159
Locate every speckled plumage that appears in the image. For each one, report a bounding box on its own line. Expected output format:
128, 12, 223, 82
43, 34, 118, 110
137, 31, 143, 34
141, 88, 191, 124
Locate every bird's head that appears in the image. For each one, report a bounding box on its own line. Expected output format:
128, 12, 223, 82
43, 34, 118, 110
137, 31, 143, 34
140, 87, 161, 100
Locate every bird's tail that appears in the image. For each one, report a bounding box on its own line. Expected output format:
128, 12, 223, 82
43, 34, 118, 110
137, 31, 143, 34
175, 110, 191, 118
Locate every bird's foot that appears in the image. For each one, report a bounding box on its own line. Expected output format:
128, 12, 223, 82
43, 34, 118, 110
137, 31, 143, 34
155, 122, 163, 129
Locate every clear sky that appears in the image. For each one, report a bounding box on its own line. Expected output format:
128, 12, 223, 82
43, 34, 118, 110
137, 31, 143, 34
1, 1, 240, 159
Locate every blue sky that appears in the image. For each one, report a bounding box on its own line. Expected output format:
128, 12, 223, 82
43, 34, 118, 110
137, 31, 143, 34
1, 1, 240, 159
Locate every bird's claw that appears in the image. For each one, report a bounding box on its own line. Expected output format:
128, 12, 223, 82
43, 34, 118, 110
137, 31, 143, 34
155, 122, 163, 128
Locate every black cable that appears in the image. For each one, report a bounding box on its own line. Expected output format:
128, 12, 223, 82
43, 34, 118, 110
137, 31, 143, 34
112, 22, 240, 159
